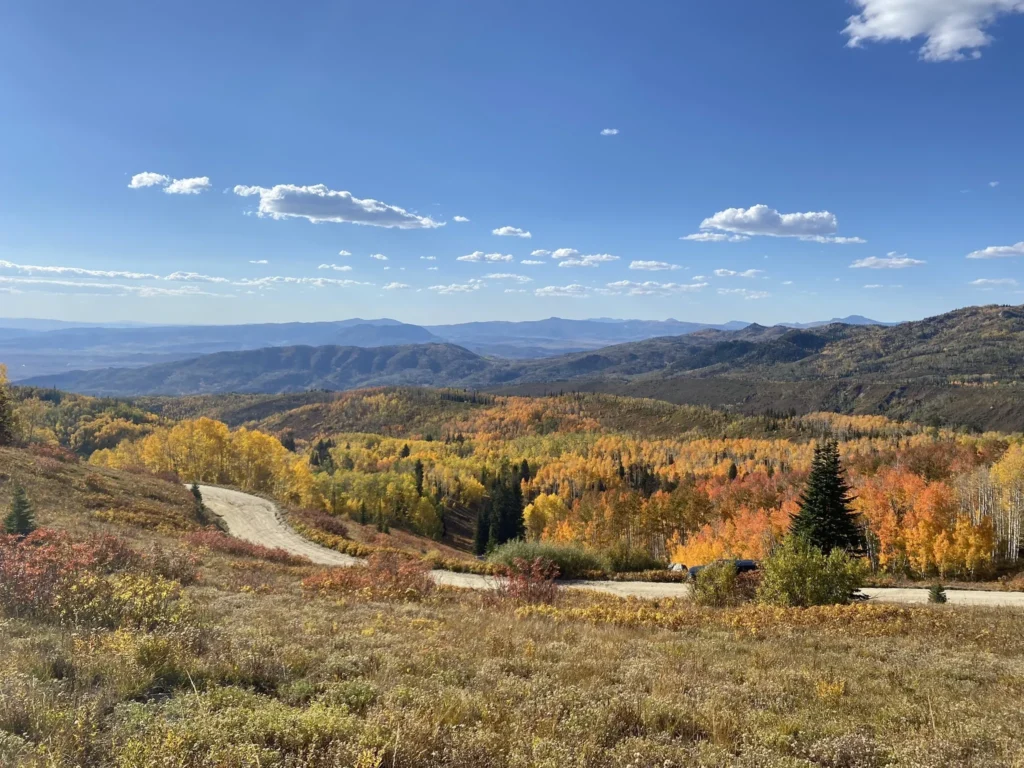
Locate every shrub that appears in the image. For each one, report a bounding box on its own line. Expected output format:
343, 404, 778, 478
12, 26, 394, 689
929, 583, 948, 604
693, 560, 746, 607
184, 531, 309, 566
302, 552, 435, 602
292, 507, 350, 538
488, 540, 604, 580
601, 542, 664, 573
489, 557, 561, 605
146, 545, 201, 585
756, 535, 865, 608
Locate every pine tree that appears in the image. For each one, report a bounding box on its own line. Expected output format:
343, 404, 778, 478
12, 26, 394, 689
400, 444, 411, 458
790, 440, 864, 554
473, 508, 490, 556
519, 459, 531, 483
414, 459, 425, 497
4, 484, 36, 537
0, 365, 15, 447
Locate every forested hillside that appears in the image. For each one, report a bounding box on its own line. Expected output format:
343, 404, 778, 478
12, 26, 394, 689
18, 303, 1024, 431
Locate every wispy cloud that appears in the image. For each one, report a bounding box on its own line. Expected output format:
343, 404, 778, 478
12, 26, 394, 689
680, 232, 750, 243
453, 215, 470, 223
129, 172, 210, 195
966, 241, 1024, 259
248, 259, 269, 265
429, 280, 485, 295
236, 276, 370, 289
850, 253, 926, 269
369, 253, 389, 261
520, 260, 545, 265
484, 273, 533, 283
492, 226, 532, 238
605, 280, 708, 296
419, 256, 437, 261
718, 287, 770, 299
630, 260, 682, 271
456, 251, 514, 263
534, 284, 588, 298
383, 282, 411, 290
970, 278, 1018, 288
318, 263, 353, 272
0, 276, 229, 298
531, 249, 551, 257
558, 254, 619, 268
233, 183, 442, 228
714, 268, 764, 278
600, 128, 619, 136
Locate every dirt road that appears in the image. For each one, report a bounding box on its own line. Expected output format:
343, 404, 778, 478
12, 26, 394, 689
199, 485, 1024, 607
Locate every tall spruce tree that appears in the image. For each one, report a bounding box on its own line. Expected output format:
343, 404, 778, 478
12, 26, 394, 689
790, 440, 864, 554
473, 508, 490, 556
4, 484, 36, 537
0, 365, 15, 447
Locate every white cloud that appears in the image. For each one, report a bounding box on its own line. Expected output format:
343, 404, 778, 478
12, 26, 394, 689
966, 241, 1024, 259
420, 256, 437, 261
843, 0, 1024, 62
990, 181, 1001, 187
164, 271, 230, 283
453, 215, 470, 223
369, 253, 388, 261
128, 172, 169, 189
504, 288, 527, 294
318, 263, 353, 272
492, 226, 532, 238
714, 268, 764, 278
970, 278, 1018, 287
800, 235, 867, 244
864, 284, 903, 289
850, 253, 926, 269
551, 248, 580, 259
233, 183, 442, 229
534, 284, 588, 298
337, 250, 352, 257
605, 280, 708, 296
520, 260, 546, 265
429, 282, 484, 295
558, 254, 619, 268
235, 276, 369, 288
718, 288, 770, 300
383, 282, 410, 290
600, 128, 620, 136
680, 232, 750, 243
456, 251, 514, 263
0, 260, 159, 280
698, 204, 862, 243
249, 259, 269, 265
0, 276, 228, 298
164, 176, 211, 195
531, 249, 551, 257
427, 266, 439, 271
484, 273, 533, 283
782, 280, 794, 285
630, 260, 682, 271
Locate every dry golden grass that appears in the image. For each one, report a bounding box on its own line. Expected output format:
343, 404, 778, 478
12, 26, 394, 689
3, 445, 1024, 766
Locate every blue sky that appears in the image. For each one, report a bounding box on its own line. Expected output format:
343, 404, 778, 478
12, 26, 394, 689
1, 1, 1022, 326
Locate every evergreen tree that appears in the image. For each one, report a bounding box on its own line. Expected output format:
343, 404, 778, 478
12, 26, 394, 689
727, 462, 738, 481
0, 365, 15, 447
790, 440, 864, 554
519, 459, 531, 482
400, 444, 411, 458
414, 459, 425, 497
473, 508, 490, 556
4, 484, 36, 537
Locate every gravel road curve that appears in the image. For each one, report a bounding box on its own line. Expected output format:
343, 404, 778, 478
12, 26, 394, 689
198, 485, 1024, 607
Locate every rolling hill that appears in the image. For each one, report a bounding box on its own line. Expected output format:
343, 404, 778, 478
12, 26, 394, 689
15, 304, 1020, 430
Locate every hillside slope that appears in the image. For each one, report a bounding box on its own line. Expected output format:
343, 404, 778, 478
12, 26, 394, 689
15, 304, 1024, 430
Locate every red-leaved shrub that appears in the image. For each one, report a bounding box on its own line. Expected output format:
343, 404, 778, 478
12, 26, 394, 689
302, 552, 434, 602
490, 557, 561, 606
184, 530, 309, 566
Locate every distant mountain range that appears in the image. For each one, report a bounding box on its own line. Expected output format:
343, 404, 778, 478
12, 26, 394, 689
1, 314, 891, 378
18, 305, 1024, 431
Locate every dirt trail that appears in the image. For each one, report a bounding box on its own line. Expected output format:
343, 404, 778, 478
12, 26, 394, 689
198, 485, 1024, 607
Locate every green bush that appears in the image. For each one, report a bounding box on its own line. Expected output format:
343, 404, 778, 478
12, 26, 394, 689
600, 542, 664, 573
756, 536, 865, 608
693, 560, 743, 607
928, 583, 948, 604
487, 540, 605, 579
